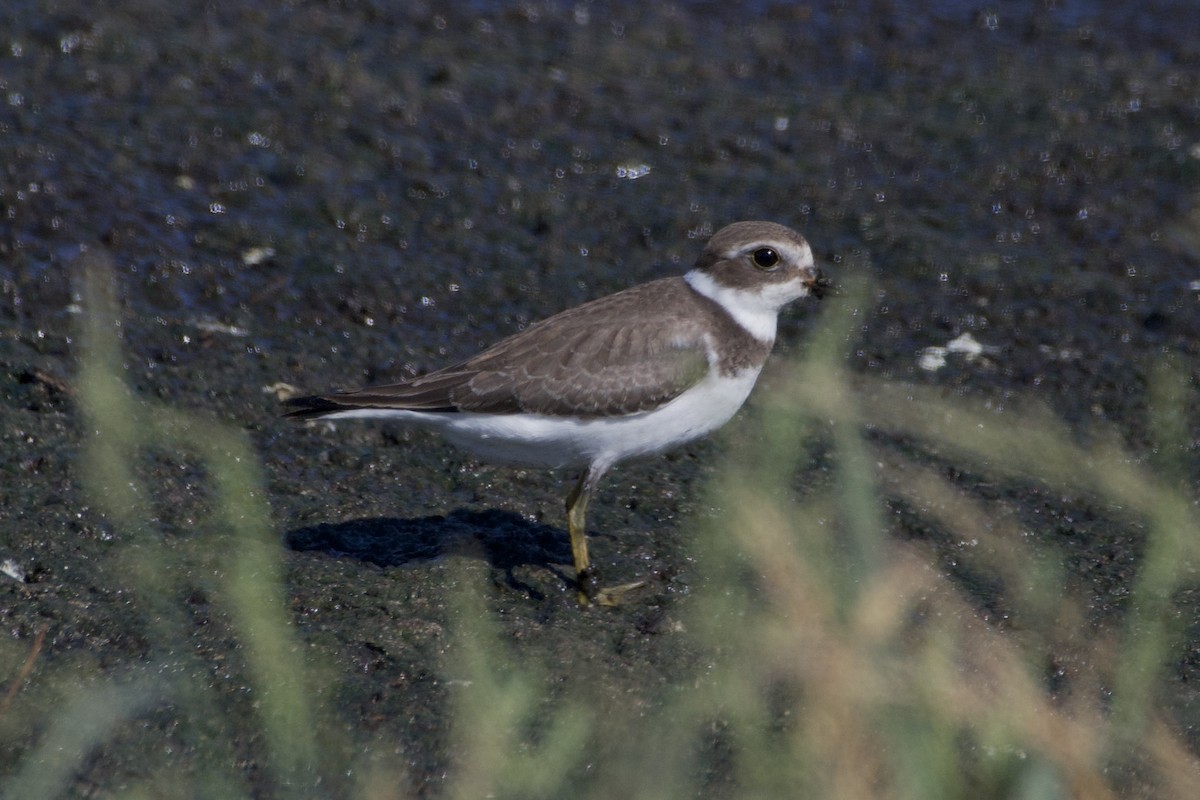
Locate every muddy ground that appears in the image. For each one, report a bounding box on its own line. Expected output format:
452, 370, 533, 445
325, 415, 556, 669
2, 0, 1199, 796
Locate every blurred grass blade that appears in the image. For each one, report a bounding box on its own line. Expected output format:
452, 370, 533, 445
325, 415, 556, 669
684, 263, 1200, 799
1110, 365, 1195, 744
69, 246, 320, 795
2, 675, 163, 800
75, 246, 151, 529
149, 407, 321, 791
444, 557, 591, 800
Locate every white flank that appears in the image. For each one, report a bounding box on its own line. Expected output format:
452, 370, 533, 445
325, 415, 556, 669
316, 365, 764, 472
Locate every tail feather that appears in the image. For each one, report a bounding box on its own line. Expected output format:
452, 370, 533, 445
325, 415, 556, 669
281, 392, 461, 419
281, 395, 352, 420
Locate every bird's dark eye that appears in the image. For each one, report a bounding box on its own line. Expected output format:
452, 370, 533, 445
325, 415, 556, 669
752, 247, 779, 269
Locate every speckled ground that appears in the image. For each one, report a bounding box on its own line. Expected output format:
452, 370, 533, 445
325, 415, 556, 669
2, 0, 1199, 796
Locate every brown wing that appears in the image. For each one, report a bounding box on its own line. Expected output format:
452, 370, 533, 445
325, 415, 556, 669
283, 278, 714, 419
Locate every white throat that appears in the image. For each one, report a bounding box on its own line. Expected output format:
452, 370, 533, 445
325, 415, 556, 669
684, 269, 780, 342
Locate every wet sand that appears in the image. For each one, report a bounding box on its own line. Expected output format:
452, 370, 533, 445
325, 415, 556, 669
2, 0, 1199, 795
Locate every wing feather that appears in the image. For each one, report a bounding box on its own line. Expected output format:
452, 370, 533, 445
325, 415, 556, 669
284, 278, 718, 419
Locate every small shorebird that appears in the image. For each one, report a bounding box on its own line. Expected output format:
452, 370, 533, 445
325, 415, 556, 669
283, 221, 827, 605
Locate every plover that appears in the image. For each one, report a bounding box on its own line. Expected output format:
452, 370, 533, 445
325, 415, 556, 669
283, 221, 827, 605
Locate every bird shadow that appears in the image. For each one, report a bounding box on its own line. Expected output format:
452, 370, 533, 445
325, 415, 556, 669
284, 508, 572, 599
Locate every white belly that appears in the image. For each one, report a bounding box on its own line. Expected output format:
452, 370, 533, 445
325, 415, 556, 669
322, 366, 763, 471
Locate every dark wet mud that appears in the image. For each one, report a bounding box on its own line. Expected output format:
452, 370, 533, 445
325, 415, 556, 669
2, 0, 1199, 795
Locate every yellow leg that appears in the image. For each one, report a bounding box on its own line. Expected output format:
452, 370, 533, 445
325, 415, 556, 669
566, 470, 597, 606
565, 465, 646, 607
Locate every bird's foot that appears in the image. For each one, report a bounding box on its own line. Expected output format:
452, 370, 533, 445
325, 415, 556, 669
591, 580, 649, 607
576, 569, 648, 607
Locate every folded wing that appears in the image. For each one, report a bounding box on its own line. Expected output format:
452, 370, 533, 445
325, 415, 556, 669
282, 278, 714, 420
